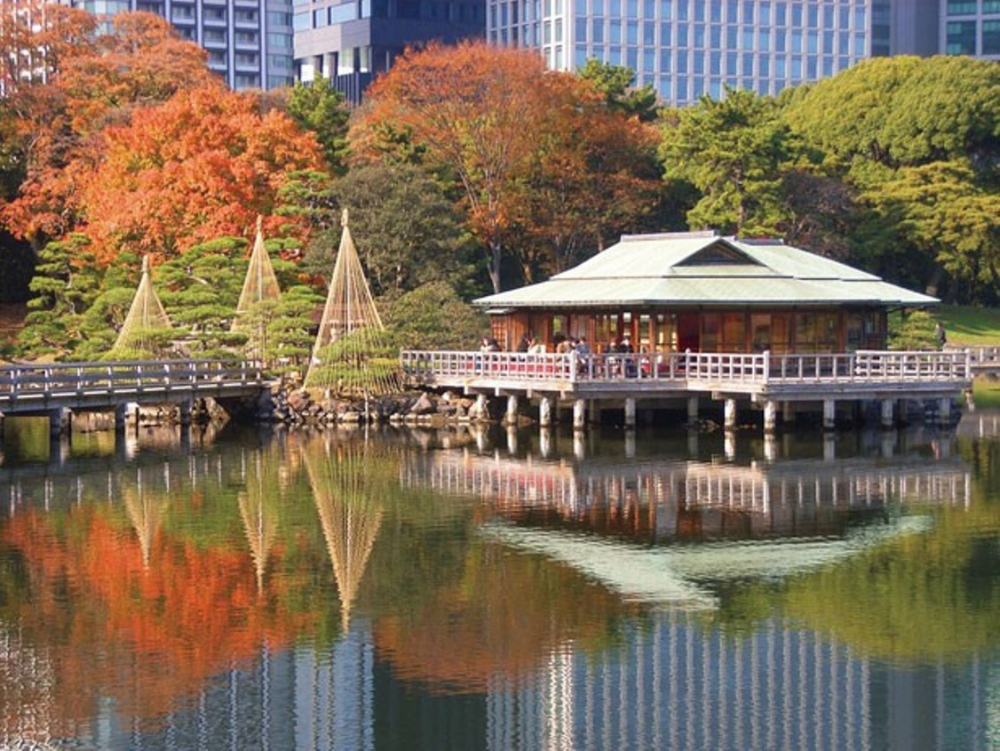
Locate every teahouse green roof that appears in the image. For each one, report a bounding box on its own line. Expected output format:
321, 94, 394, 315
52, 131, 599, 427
475, 232, 937, 309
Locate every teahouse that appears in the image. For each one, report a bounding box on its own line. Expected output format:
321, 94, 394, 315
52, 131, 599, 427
475, 231, 936, 354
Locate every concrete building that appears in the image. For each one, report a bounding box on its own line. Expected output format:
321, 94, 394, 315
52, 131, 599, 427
291, 0, 485, 102
64, 0, 297, 90
942, 0, 1000, 57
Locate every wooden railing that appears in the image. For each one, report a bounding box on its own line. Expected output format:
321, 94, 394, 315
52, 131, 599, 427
400, 349, 973, 387
0, 359, 263, 410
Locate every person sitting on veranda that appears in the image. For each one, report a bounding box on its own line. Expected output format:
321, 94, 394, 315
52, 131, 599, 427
528, 337, 547, 354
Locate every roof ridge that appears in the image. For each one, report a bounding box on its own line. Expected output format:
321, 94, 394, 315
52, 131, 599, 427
621, 230, 718, 242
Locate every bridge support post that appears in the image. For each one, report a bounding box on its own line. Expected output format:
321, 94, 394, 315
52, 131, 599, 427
573, 430, 586, 460
504, 395, 519, 426
573, 399, 586, 429
625, 429, 636, 458
783, 401, 794, 425
506, 426, 518, 455
724, 430, 736, 460
764, 434, 777, 462
624, 398, 636, 429
178, 399, 193, 426
49, 407, 71, 437
114, 403, 129, 432
763, 400, 778, 433
937, 397, 952, 426
539, 396, 553, 427
687, 397, 699, 425
823, 400, 836, 431
881, 399, 894, 429
588, 400, 601, 425
724, 399, 737, 430
824, 434, 836, 461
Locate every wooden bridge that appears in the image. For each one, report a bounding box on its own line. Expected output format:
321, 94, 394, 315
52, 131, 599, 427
0, 359, 264, 435
401, 349, 974, 432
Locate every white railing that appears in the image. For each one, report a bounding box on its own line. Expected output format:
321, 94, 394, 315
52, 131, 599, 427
400, 349, 973, 387
0, 359, 263, 405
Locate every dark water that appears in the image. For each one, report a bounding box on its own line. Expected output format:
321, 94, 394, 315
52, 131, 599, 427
1, 413, 999, 750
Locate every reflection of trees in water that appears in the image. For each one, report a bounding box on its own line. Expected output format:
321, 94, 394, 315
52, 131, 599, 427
301, 434, 390, 633
123, 472, 170, 569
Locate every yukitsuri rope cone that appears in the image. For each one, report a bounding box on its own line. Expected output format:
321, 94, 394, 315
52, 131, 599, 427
304, 209, 401, 397
301, 435, 388, 634
232, 216, 282, 365
109, 255, 174, 359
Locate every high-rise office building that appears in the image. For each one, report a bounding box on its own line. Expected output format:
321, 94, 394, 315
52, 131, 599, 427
488, 0, 890, 105
488, 0, 997, 106
292, 0, 485, 102
63, 0, 296, 90
942, 0, 1000, 57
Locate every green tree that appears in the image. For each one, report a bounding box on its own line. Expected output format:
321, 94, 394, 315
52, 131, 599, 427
265, 284, 324, 380
577, 59, 659, 123
286, 76, 351, 176
17, 234, 101, 356
660, 87, 796, 235
383, 281, 489, 350
156, 239, 249, 358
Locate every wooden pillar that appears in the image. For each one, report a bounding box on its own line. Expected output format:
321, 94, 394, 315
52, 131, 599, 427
823, 434, 836, 461
573, 430, 586, 460
687, 396, 699, 424
763, 434, 777, 462
504, 395, 519, 426
763, 400, 778, 434
49, 407, 71, 437
937, 397, 952, 426
823, 400, 836, 431
573, 399, 586, 430
474, 394, 489, 421
588, 400, 602, 425
624, 397, 636, 429
782, 401, 794, 424
114, 403, 129, 432
724, 430, 736, 460
880, 399, 894, 429
625, 430, 636, 458
724, 398, 738, 430
178, 398, 193, 426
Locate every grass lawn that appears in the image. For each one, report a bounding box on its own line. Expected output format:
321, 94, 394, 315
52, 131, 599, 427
935, 305, 1000, 346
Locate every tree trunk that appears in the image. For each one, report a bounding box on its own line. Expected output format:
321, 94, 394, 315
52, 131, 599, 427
488, 240, 502, 294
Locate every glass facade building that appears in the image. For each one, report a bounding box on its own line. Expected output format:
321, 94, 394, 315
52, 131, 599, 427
64, 0, 296, 90
488, 0, 890, 105
944, 0, 1000, 56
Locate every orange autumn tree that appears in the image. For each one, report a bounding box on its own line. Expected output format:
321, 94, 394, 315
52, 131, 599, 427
353, 41, 552, 294
78, 86, 325, 264
1, 10, 219, 252
506, 72, 663, 281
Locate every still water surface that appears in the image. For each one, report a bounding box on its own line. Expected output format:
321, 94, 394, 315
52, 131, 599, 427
1, 415, 999, 750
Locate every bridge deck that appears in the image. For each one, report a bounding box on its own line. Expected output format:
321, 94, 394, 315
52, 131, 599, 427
0, 359, 264, 416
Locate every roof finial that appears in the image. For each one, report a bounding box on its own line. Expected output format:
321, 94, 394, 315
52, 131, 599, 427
342, 208, 349, 227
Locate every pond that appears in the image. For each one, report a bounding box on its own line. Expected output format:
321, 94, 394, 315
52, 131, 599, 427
1, 413, 999, 750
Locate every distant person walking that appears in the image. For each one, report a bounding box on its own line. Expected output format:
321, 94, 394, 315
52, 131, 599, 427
935, 322, 947, 350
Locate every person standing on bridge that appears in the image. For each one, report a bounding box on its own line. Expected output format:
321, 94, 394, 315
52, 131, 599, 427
935, 322, 947, 350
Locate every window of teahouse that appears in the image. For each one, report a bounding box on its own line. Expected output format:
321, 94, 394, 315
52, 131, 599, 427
771, 313, 791, 353
846, 313, 864, 351
655, 313, 675, 351
702, 312, 720, 351
751, 313, 771, 352
721, 312, 746, 351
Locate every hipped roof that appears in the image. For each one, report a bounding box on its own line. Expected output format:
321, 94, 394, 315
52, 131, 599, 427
475, 232, 938, 309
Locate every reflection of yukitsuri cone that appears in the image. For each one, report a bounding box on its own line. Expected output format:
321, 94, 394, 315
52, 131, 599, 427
302, 439, 385, 633
237, 449, 282, 593
123, 481, 168, 569
112, 255, 173, 359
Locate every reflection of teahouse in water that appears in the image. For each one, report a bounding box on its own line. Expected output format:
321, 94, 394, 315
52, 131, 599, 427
403, 449, 969, 543
402, 445, 969, 607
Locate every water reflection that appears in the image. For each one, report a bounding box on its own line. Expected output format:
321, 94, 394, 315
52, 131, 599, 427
0, 421, 997, 750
